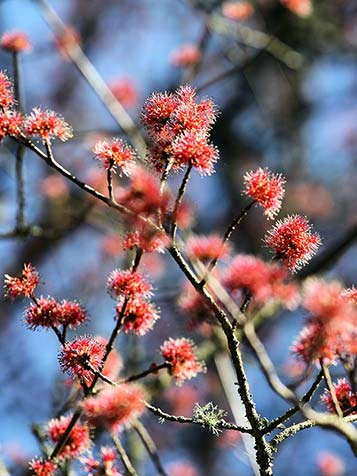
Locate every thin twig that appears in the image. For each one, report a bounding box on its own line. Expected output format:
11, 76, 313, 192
120, 362, 169, 384
171, 163, 193, 241
111, 433, 138, 476
321, 361, 343, 418
133, 419, 168, 476
201, 200, 255, 284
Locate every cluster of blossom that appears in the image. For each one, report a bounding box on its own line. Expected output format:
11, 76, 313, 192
83, 383, 146, 431
0, 70, 72, 145
82, 446, 122, 476
169, 44, 201, 67
222, 1, 254, 21
142, 84, 218, 175
281, 0, 312, 17
321, 378, 357, 415
107, 267, 159, 335
222, 254, 299, 310
292, 279, 357, 366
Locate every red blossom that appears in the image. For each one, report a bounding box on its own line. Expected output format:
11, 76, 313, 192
110, 77, 139, 108
59, 336, 105, 385
116, 297, 160, 335
160, 337, 205, 385
321, 378, 357, 415
83, 384, 146, 432
222, 254, 299, 310
107, 269, 152, 300
222, 2, 254, 21
186, 234, 231, 262
141, 91, 178, 135
82, 446, 122, 476
59, 299, 87, 327
48, 415, 91, 459
0, 71, 15, 110
29, 459, 56, 476
171, 131, 218, 176
281, 0, 312, 17
24, 108, 73, 142
92, 139, 135, 175
0, 31, 31, 53
264, 215, 321, 272
117, 166, 169, 216
122, 226, 171, 254
170, 44, 201, 67
4, 263, 39, 299
243, 167, 286, 219
24, 296, 61, 329
0, 111, 23, 141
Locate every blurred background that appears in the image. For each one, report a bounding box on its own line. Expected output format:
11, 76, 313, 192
0, 0, 356, 475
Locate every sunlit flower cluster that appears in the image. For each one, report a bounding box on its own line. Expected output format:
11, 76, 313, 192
24, 107, 73, 143
4, 263, 39, 299
92, 138, 135, 175
321, 378, 357, 415
47, 415, 91, 459
82, 446, 122, 476
0, 31, 31, 53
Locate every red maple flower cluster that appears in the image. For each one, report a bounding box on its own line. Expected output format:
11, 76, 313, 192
281, 0, 312, 17
82, 446, 122, 476
4, 263, 39, 299
321, 378, 357, 414
59, 336, 106, 385
92, 138, 135, 175
264, 214, 321, 272
186, 234, 231, 262
0, 110, 23, 141
292, 279, 357, 364
160, 337, 205, 385
0, 31, 31, 53
47, 415, 91, 459
24, 296, 87, 330
222, 254, 299, 310
107, 266, 159, 335
83, 384, 146, 431
24, 107, 73, 143
170, 44, 201, 67
110, 77, 139, 108
29, 458, 56, 476
142, 84, 218, 175
243, 167, 286, 219
107, 269, 152, 299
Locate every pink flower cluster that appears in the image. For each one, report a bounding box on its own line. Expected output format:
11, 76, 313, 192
321, 378, 357, 415
83, 384, 146, 431
142, 84, 219, 175
107, 268, 160, 335
160, 337, 205, 385
292, 279, 357, 365
82, 446, 122, 476
4, 263, 39, 299
25, 297, 87, 330
0, 31, 31, 53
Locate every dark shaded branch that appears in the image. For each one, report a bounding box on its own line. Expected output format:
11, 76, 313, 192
133, 420, 168, 476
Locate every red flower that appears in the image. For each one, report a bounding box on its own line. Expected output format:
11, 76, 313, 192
107, 269, 152, 300
83, 384, 145, 432
24, 108, 73, 142
186, 234, 231, 262
0, 31, 31, 53
321, 378, 357, 414
48, 415, 91, 459
0, 111, 23, 141
116, 296, 160, 335
95, 336, 123, 381
222, 2, 254, 21
264, 215, 321, 272
110, 77, 139, 108
171, 131, 218, 176
82, 446, 122, 476
243, 167, 286, 219
58, 300, 87, 328
29, 459, 56, 476
24, 296, 62, 329
160, 337, 205, 385
141, 91, 178, 135
281, 0, 312, 17
223, 254, 299, 309
0, 71, 15, 110
92, 139, 135, 175
59, 337, 105, 385
170, 44, 201, 67
123, 227, 171, 254
4, 263, 39, 299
